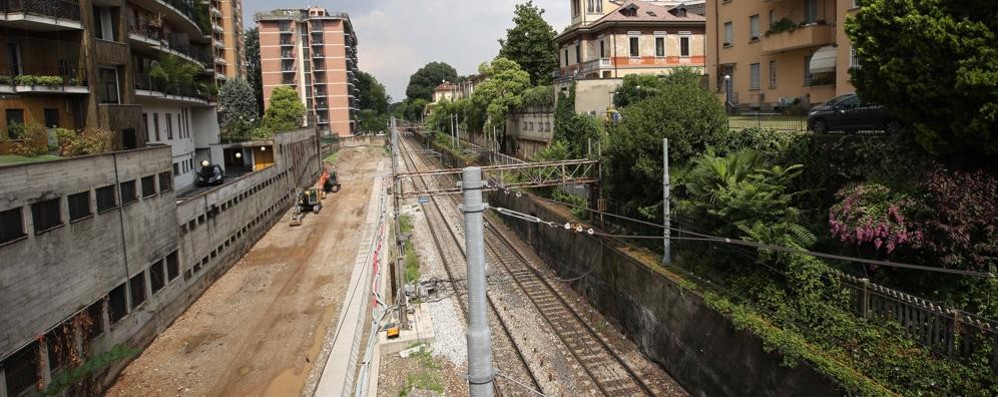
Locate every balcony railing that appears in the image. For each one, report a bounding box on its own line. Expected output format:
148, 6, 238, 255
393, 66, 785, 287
160, 0, 197, 26
1, 63, 87, 85
135, 74, 210, 101
579, 58, 613, 75
762, 22, 833, 53
0, 0, 81, 21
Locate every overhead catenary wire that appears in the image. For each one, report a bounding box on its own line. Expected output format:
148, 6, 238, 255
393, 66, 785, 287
489, 195, 996, 279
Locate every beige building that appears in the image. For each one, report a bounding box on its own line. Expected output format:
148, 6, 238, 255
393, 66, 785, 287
705, 0, 861, 110
432, 81, 458, 103
554, 0, 707, 114
209, 0, 245, 80
256, 7, 359, 137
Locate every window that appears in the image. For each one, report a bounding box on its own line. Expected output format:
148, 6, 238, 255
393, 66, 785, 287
166, 113, 173, 140
94, 7, 116, 40
750, 63, 761, 90
599, 40, 605, 58
143, 113, 149, 141
159, 172, 173, 192
0, 207, 25, 244
68, 191, 92, 221
120, 180, 137, 205
571, 0, 578, 16
153, 113, 160, 140
3, 342, 38, 397
98, 67, 119, 104
129, 272, 146, 309
5, 108, 24, 139
32, 198, 62, 233
655, 36, 665, 57
804, 55, 814, 85
805, 0, 817, 23
724, 22, 733, 46
563, 49, 568, 66
167, 250, 179, 280
850, 46, 861, 69
85, 300, 104, 339
141, 175, 156, 197
6, 43, 23, 75
96, 185, 116, 212
150, 260, 166, 293
278, 21, 291, 31
109, 283, 128, 323
769, 60, 777, 88
769, 10, 776, 26
44, 108, 59, 128
750, 15, 760, 39
575, 45, 581, 64
680, 36, 690, 57
173, 163, 179, 176
629, 36, 639, 57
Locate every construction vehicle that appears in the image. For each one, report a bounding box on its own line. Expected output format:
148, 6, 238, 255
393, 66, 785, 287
290, 169, 340, 226
323, 168, 341, 193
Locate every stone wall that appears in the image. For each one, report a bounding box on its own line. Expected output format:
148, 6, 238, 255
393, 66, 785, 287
487, 193, 843, 397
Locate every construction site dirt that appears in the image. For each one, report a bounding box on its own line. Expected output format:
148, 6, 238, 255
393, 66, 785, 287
105, 145, 388, 397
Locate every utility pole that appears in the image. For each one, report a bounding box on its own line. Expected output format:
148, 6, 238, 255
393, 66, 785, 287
662, 138, 671, 265
462, 167, 495, 397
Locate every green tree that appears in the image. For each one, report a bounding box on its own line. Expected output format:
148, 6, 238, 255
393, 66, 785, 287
356, 71, 390, 114
471, 57, 531, 128
553, 84, 602, 158
244, 27, 264, 116
358, 109, 389, 134
219, 78, 259, 138
846, 0, 998, 158
498, 1, 558, 85
603, 78, 727, 218
405, 62, 458, 101
261, 86, 306, 133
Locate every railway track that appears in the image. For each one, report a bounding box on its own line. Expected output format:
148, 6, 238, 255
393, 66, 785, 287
397, 134, 542, 396
398, 131, 672, 396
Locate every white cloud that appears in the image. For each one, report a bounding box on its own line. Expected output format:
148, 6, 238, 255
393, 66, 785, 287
245, 0, 569, 101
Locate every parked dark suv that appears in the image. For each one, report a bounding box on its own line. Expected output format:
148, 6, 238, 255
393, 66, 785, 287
807, 93, 902, 134
196, 164, 225, 187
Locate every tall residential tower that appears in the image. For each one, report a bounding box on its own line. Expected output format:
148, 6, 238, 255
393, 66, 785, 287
209, 0, 245, 80
256, 7, 359, 137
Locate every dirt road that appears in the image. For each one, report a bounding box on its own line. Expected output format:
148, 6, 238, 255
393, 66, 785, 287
106, 146, 387, 397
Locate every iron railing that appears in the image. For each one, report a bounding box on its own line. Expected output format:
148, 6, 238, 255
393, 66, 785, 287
0, 63, 87, 87
0, 0, 81, 21
135, 75, 210, 100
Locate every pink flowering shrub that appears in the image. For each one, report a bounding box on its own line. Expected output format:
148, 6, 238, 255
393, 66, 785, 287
829, 183, 923, 255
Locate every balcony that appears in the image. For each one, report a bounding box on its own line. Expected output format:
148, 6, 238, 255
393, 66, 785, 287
579, 58, 613, 75
129, 0, 202, 36
128, 22, 212, 69
763, 23, 833, 54
135, 75, 211, 105
0, 0, 83, 30
0, 63, 89, 94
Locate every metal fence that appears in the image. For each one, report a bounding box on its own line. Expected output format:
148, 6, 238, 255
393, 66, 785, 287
0, 0, 81, 21
728, 113, 807, 132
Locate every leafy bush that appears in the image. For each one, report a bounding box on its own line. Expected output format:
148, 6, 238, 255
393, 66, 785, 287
520, 85, 555, 108
56, 127, 114, 156
918, 166, 998, 271
722, 127, 801, 160
0, 75, 11, 85
7, 122, 50, 156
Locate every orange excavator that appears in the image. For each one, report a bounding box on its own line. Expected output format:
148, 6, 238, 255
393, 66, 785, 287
290, 168, 342, 226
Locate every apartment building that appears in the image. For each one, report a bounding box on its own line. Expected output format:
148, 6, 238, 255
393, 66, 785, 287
432, 81, 458, 103
209, 0, 245, 80
705, 0, 860, 110
0, 0, 221, 189
554, 0, 707, 114
256, 7, 360, 137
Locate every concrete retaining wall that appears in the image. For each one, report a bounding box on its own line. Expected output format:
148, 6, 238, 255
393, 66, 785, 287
487, 193, 843, 397
0, 128, 322, 395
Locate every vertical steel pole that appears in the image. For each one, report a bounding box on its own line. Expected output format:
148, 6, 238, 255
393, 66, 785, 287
663, 138, 671, 265
462, 167, 494, 397
391, 119, 409, 328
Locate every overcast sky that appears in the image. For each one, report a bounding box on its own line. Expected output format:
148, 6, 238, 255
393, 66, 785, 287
244, 0, 570, 102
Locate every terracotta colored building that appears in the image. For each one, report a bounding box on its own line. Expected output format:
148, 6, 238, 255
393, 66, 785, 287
256, 7, 359, 137
0, 0, 221, 188
705, 0, 861, 110
553, 0, 707, 114
209, 0, 245, 80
